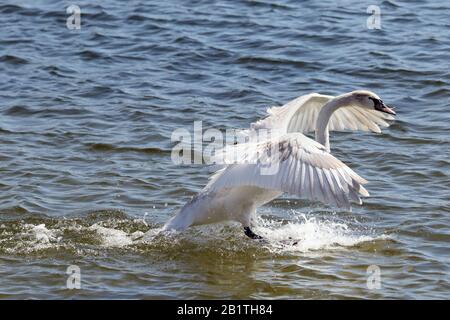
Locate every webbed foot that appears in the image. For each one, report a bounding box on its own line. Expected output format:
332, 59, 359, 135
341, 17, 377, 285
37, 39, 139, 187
244, 226, 263, 240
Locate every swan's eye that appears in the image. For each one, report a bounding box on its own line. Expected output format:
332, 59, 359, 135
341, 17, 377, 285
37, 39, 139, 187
368, 97, 379, 108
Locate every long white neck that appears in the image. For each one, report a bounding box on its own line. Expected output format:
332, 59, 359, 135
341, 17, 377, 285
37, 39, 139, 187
315, 94, 352, 152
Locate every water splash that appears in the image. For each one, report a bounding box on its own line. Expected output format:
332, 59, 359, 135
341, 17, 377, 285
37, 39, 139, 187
254, 213, 390, 253
88, 223, 144, 247
0, 210, 390, 256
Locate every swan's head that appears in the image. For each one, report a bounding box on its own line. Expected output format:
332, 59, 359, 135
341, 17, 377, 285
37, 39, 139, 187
351, 90, 396, 115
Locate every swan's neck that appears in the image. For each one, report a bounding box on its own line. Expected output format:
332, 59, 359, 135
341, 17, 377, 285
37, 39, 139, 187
315, 95, 351, 152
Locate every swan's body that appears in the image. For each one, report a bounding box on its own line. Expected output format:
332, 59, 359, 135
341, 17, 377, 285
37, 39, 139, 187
164, 186, 281, 231
163, 90, 396, 237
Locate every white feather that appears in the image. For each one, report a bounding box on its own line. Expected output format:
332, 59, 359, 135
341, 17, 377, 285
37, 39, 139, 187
205, 133, 368, 209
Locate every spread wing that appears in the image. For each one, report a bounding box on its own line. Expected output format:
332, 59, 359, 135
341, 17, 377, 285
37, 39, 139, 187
250, 93, 395, 134
206, 133, 369, 209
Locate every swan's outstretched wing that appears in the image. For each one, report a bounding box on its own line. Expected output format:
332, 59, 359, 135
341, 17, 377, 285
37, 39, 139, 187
206, 133, 369, 209
251, 93, 395, 134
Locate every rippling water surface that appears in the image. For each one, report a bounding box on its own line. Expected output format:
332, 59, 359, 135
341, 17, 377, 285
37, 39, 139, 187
0, 0, 449, 299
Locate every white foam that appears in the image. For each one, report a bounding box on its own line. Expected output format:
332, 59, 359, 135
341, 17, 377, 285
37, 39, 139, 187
89, 224, 134, 247
254, 214, 387, 253
26, 224, 59, 243
9, 223, 63, 252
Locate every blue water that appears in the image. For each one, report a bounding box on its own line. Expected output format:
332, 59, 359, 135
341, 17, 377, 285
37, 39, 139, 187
0, 0, 449, 299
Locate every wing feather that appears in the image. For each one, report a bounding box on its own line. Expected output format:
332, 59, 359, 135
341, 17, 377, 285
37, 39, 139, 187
206, 133, 368, 209
248, 93, 394, 136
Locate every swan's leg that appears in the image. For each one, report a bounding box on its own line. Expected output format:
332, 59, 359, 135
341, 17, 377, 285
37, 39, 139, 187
243, 226, 263, 240
237, 205, 264, 240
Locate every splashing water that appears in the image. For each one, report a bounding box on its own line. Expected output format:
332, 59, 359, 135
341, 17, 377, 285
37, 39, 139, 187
88, 224, 145, 247
253, 212, 390, 253
0, 210, 389, 257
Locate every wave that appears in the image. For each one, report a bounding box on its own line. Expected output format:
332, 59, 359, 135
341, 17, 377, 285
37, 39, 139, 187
86, 143, 169, 155
0, 55, 29, 65
236, 55, 316, 69
0, 209, 390, 256
4, 105, 91, 117
0, 4, 36, 16
78, 50, 110, 61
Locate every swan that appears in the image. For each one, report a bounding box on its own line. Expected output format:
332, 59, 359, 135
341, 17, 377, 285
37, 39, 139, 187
163, 90, 396, 239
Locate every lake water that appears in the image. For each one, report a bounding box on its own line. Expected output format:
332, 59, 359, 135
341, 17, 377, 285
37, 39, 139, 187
0, 0, 449, 299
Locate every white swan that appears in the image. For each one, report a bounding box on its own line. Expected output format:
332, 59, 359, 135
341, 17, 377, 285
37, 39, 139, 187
163, 90, 396, 239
